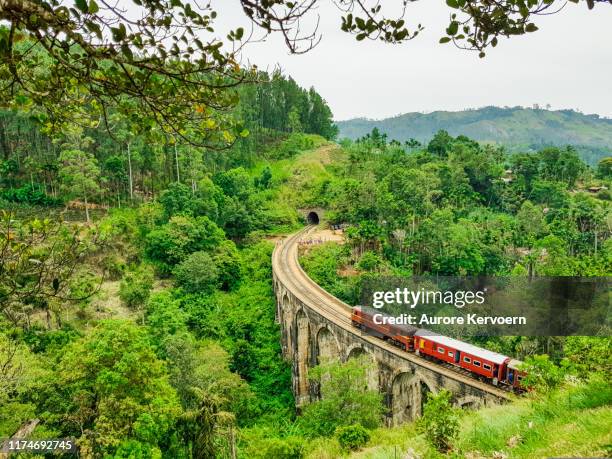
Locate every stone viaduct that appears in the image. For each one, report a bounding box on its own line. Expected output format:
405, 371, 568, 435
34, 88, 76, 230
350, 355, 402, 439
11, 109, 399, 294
272, 225, 512, 426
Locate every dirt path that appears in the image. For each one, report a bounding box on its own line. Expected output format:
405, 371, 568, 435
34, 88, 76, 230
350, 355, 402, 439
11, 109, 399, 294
299, 227, 345, 244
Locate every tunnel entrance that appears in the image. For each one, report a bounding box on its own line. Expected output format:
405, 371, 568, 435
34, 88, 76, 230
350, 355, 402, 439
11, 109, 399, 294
307, 211, 320, 224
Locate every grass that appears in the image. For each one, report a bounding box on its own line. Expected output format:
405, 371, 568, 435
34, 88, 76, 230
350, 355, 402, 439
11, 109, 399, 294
300, 378, 612, 459
246, 134, 345, 236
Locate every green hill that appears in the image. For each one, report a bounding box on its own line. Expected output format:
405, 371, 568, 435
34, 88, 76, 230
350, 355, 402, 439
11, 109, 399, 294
336, 107, 612, 165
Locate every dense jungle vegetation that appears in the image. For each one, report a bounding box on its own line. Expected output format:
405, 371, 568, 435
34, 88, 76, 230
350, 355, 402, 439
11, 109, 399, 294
0, 67, 340, 456
0, 24, 611, 459
2, 91, 611, 456
300, 128, 612, 361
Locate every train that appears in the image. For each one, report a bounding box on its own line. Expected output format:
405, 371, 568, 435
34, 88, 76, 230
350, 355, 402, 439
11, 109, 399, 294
351, 306, 527, 391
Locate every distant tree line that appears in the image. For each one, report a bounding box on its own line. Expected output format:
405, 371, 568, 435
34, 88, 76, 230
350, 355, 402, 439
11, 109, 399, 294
0, 71, 337, 210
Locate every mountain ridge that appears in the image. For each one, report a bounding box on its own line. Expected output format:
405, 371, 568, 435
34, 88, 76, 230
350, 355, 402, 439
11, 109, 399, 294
336, 106, 612, 165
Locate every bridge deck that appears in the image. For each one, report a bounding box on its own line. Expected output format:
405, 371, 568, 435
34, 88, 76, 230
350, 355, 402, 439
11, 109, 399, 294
272, 225, 513, 401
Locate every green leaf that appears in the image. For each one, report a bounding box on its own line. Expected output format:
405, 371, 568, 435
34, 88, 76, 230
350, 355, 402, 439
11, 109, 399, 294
446, 0, 459, 7
75, 0, 88, 13
121, 44, 134, 61
89, 0, 99, 13
446, 21, 459, 36
439, 37, 452, 44
525, 23, 539, 33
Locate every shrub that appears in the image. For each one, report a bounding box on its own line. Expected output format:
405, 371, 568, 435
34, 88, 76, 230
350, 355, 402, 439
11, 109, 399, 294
159, 182, 194, 217
298, 357, 383, 437
69, 271, 100, 306
335, 424, 370, 451
254, 166, 272, 189
267, 133, 315, 160
119, 266, 154, 309
158, 181, 219, 219
417, 389, 460, 452
563, 336, 612, 378
135, 202, 165, 238
173, 251, 219, 293
102, 254, 127, 281
521, 354, 564, 391
357, 251, 382, 271
212, 240, 241, 290
0, 184, 63, 206
144, 215, 225, 271
245, 436, 304, 459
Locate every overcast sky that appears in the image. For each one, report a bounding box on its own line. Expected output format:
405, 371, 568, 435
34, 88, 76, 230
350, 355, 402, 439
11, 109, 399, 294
217, 1, 612, 121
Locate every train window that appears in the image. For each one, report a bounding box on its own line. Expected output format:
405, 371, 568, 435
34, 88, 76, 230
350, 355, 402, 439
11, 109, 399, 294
448, 351, 454, 357
473, 361, 481, 367
463, 357, 471, 363
438, 347, 445, 353
483, 364, 491, 370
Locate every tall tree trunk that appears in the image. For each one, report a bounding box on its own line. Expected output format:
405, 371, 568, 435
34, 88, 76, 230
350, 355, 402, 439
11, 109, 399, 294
174, 144, 180, 183
127, 141, 134, 200
0, 115, 10, 161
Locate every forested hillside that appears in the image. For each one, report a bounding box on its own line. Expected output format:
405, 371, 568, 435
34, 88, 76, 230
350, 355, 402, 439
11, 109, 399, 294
300, 130, 611, 358
0, 70, 336, 211
0, 66, 341, 457
2, 117, 610, 457
337, 107, 612, 165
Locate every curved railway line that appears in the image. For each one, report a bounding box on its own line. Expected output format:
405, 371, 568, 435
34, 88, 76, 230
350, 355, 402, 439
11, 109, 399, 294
272, 225, 513, 401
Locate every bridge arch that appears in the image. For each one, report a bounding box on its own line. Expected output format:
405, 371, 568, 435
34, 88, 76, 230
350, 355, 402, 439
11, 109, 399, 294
281, 292, 291, 312
346, 345, 378, 391
390, 371, 437, 424
346, 344, 368, 361
316, 326, 341, 364
280, 293, 292, 355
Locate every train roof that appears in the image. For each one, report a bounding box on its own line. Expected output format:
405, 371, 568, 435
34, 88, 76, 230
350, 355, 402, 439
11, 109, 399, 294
415, 330, 510, 365
507, 359, 524, 370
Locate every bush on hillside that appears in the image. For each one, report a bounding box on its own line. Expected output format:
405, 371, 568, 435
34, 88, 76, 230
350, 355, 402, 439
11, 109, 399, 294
520, 354, 564, 391
417, 389, 460, 452
119, 266, 154, 309
335, 424, 370, 451
173, 251, 219, 294
0, 184, 63, 206
145, 215, 225, 272
357, 250, 382, 271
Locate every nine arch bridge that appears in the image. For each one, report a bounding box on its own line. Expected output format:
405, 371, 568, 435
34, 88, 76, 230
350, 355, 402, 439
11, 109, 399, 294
272, 226, 512, 425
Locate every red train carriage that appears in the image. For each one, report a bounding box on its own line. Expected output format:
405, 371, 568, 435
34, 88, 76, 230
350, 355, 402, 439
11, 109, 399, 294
414, 331, 510, 385
350, 307, 527, 391
351, 307, 417, 351
505, 359, 527, 390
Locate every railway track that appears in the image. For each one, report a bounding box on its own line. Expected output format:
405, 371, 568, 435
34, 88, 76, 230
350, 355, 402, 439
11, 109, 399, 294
272, 226, 513, 401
